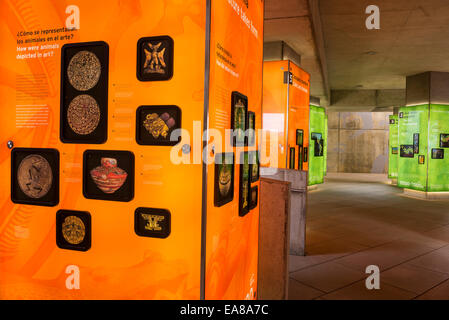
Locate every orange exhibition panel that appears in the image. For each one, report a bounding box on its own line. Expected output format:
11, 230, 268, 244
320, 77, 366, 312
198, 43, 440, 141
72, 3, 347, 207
0, 0, 264, 300
262, 60, 310, 170
205, 0, 263, 300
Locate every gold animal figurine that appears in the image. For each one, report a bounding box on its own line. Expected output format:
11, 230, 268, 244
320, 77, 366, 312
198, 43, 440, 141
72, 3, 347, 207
144, 42, 166, 74
141, 214, 164, 231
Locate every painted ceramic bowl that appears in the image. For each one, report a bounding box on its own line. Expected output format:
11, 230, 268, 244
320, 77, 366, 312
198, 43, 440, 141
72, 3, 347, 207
90, 157, 127, 193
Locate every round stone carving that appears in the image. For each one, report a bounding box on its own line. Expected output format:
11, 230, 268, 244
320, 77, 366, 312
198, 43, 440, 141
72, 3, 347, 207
17, 154, 52, 199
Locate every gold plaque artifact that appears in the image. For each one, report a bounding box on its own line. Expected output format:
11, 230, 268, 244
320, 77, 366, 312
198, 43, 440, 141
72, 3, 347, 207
137, 36, 174, 82
62, 215, 86, 245
143, 42, 167, 74
143, 113, 176, 139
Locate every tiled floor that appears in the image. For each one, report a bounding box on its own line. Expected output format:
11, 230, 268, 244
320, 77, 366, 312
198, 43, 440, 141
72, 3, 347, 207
288, 173, 449, 300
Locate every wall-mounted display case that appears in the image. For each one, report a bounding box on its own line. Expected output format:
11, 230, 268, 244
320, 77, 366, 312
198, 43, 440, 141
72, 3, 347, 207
60, 41, 109, 144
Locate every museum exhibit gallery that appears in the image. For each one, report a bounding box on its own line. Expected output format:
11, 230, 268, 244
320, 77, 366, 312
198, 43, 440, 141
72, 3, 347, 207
0, 0, 264, 300
396, 72, 449, 195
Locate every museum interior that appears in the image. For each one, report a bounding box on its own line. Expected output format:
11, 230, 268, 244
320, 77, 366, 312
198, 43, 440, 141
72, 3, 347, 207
2, 0, 449, 301
266, 0, 449, 300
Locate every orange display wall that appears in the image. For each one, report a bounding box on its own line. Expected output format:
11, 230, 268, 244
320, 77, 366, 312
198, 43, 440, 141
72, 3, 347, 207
262, 60, 310, 170
0, 0, 264, 300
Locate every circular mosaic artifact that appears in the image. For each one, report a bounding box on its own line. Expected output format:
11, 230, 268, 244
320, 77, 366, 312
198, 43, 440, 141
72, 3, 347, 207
67, 94, 101, 135
17, 154, 53, 199
62, 215, 86, 245
67, 50, 101, 91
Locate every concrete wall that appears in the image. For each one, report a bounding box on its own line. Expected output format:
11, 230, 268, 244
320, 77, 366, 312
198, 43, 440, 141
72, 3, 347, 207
327, 112, 392, 173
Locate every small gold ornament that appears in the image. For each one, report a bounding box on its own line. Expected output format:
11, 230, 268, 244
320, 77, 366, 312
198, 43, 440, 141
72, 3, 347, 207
141, 214, 165, 231
143, 112, 176, 139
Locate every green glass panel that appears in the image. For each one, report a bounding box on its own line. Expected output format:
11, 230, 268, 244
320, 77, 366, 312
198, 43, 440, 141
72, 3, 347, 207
397, 105, 428, 191
324, 114, 328, 176
427, 104, 449, 191
388, 115, 399, 179
308, 105, 326, 185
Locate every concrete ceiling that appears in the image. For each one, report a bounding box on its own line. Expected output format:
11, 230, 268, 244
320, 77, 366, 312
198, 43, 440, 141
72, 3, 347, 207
264, 0, 330, 106
321, 0, 449, 91
264, 0, 449, 111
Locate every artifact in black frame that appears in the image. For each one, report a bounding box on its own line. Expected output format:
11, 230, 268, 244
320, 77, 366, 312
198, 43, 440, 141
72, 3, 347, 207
418, 155, 425, 165
247, 111, 256, 146
83, 150, 134, 202
56, 210, 91, 252
239, 152, 250, 217
135, 207, 171, 239
314, 139, 324, 157
67, 94, 101, 135
249, 151, 260, 183
440, 134, 449, 148
214, 152, 235, 207
311, 132, 322, 141
296, 129, 304, 146
289, 147, 296, 169
60, 41, 109, 144
137, 36, 174, 82
136, 105, 181, 146
392, 147, 398, 155
11, 148, 59, 207
298, 146, 303, 170
303, 147, 308, 163
231, 91, 248, 147
432, 148, 444, 159
400, 145, 414, 158
399, 112, 404, 118
67, 50, 101, 91
413, 133, 419, 154
250, 186, 258, 210
389, 119, 395, 124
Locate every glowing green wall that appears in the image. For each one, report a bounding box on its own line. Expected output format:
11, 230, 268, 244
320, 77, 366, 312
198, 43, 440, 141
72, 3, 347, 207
428, 104, 449, 191
308, 105, 325, 185
324, 114, 328, 176
388, 115, 398, 179
397, 105, 428, 191
398, 104, 449, 191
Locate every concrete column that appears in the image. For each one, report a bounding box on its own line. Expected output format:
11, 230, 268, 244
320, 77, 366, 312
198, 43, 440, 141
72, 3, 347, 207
406, 72, 449, 106
400, 72, 449, 196
263, 41, 301, 67
310, 96, 321, 107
